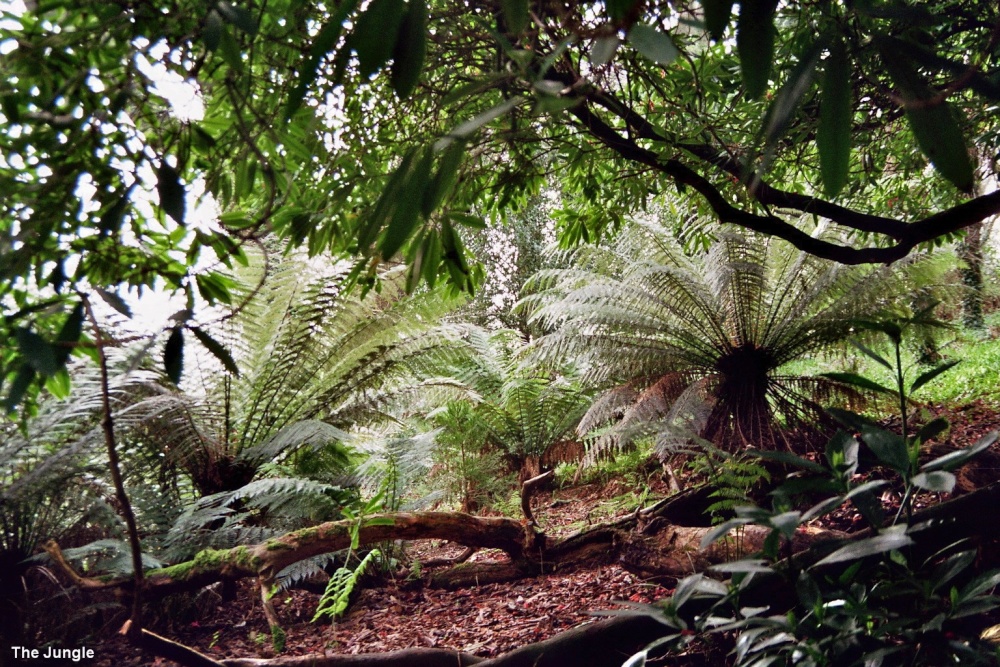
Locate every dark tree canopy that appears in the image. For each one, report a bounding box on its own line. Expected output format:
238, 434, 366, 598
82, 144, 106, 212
3, 0, 1000, 408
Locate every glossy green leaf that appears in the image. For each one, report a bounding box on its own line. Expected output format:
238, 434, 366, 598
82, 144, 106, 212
390, 0, 427, 99
736, 0, 778, 99
499, 0, 529, 35
912, 470, 956, 493
749, 448, 827, 473
818, 38, 851, 197
910, 360, 960, 393
764, 40, 821, 149
95, 287, 132, 318
703, 0, 734, 41
55, 302, 84, 365
203, 9, 224, 51
422, 140, 465, 216
16, 327, 59, 375
379, 149, 432, 259
627, 23, 679, 66
821, 372, 893, 395
156, 163, 186, 224
447, 212, 487, 229
4, 365, 35, 413
849, 340, 892, 370
352, 0, 406, 79
607, 0, 641, 22
914, 417, 949, 444
861, 424, 910, 475
218, 26, 244, 72
444, 96, 523, 141
922, 430, 997, 472
879, 41, 974, 192
216, 2, 257, 35
191, 326, 240, 376
420, 231, 442, 288
360, 149, 416, 250
814, 527, 914, 566
590, 35, 620, 68
164, 327, 184, 385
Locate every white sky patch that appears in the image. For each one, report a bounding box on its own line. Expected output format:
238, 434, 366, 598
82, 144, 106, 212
134, 49, 205, 122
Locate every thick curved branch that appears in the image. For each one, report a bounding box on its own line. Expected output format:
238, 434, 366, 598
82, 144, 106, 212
565, 98, 1000, 264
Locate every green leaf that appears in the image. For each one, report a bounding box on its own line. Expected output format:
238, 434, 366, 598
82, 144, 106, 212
95, 287, 132, 318
763, 40, 821, 148
820, 372, 893, 395
710, 559, 773, 573
203, 9, 223, 51
818, 38, 851, 197
749, 448, 827, 473
16, 327, 59, 375
352, 0, 406, 79
849, 340, 892, 370
422, 140, 465, 216
444, 96, 523, 142
736, 0, 778, 99
861, 425, 910, 475
703, 0, 734, 41
921, 430, 997, 472
379, 149, 432, 259
157, 162, 186, 224
813, 526, 914, 567
54, 302, 84, 365
699, 518, 753, 549
216, 2, 257, 35
910, 360, 960, 394
218, 26, 244, 73
447, 212, 487, 229
164, 328, 184, 385
913, 417, 949, 444
607, 0, 641, 22
420, 231, 442, 287
627, 24, 679, 66
98, 192, 131, 237
499, 0, 529, 35
911, 470, 956, 493
878, 41, 973, 192
390, 0, 427, 99
191, 326, 239, 376
957, 570, 1000, 603
4, 365, 35, 413
590, 35, 621, 68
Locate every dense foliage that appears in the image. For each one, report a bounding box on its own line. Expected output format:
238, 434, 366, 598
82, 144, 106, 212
3, 1, 1000, 408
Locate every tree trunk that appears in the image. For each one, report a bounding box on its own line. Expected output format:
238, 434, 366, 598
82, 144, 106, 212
959, 221, 985, 330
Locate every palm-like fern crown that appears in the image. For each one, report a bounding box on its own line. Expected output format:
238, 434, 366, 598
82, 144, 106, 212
1, 358, 160, 560
521, 221, 946, 456
126, 254, 465, 496
437, 327, 590, 460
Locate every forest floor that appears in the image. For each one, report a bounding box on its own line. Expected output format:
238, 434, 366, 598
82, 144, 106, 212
80, 399, 1000, 667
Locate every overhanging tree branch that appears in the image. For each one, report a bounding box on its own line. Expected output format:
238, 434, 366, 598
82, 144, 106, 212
560, 85, 1000, 264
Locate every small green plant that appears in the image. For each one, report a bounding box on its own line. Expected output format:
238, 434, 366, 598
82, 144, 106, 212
692, 444, 772, 524
617, 337, 1000, 667
311, 548, 382, 622
822, 307, 960, 520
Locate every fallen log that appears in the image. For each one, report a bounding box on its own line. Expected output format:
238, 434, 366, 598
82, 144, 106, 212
59, 482, 1000, 667
43, 487, 846, 596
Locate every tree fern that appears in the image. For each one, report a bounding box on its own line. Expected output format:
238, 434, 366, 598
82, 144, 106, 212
121, 252, 465, 497
522, 222, 949, 458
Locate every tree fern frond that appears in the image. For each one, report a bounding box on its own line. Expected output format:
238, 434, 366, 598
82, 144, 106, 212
524, 220, 939, 455
274, 551, 342, 592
